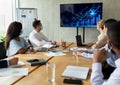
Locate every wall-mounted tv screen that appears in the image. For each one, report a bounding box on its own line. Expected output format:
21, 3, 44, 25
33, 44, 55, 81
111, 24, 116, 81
60, 3, 103, 28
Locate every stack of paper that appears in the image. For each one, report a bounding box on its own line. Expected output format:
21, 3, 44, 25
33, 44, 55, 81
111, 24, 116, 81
62, 65, 89, 80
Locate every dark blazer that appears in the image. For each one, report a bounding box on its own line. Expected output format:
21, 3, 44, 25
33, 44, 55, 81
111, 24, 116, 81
0, 60, 8, 68
0, 42, 7, 59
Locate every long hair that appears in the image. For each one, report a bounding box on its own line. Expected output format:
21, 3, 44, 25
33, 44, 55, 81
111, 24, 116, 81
5, 21, 22, 49
97, 20, 105, 30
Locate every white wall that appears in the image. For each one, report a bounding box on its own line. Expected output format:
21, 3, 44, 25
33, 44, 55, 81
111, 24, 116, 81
19, 0, 120, 43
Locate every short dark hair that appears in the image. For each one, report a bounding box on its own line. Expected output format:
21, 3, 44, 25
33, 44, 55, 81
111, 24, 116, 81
32, 20, 41, 28
107, 21, 120, 50
104, 19, 117, 29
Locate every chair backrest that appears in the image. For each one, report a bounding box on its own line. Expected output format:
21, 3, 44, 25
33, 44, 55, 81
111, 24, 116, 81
28, 39, 33, 47
0, 42, 7, 59
76, 35, 82, 46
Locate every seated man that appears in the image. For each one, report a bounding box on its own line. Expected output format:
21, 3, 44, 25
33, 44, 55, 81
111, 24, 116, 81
91, 21, 120, 85
29, 18, 56, 48
0, 57, 18, 68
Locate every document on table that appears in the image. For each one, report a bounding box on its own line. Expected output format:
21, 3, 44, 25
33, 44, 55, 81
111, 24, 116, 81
70, 47, 88, 51
42, 44, 53, 48
9, 61, 25, 67
62, 65, 89, 80
44, 51, 66, 56
34, 47, 49, 52
81, 52, 94, 59
0, 68, 28, 76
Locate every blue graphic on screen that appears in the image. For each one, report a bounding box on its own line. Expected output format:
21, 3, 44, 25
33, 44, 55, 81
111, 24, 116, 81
60, 3, 103, 27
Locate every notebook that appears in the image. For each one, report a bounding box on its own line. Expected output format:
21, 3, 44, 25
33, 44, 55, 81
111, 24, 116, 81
62, 65, 89, 80
26, 59, 47, 66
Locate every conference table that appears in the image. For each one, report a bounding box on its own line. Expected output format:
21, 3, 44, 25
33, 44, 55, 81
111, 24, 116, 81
0, 43, 93, 85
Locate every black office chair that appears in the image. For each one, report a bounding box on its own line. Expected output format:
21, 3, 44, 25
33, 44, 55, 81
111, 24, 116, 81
0, 42, 7, 59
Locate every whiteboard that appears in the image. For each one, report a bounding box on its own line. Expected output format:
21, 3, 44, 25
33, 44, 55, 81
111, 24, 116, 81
16, 8, 37, 37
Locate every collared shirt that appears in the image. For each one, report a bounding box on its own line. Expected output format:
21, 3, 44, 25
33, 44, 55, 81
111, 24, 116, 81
91, 58, 120, 85
87, 44, 118, 67
104, 44, 118, 67
29, 30, 50, 47
6, 37, 29, 57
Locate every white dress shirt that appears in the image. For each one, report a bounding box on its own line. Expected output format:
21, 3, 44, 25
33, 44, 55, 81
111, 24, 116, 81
29, 30, 50, 47
91, 58, 120, 85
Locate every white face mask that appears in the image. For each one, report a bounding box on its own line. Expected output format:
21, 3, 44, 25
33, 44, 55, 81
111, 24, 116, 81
20, 30, 23, 35
40, 26, 43, 30
104, 32, 107, 36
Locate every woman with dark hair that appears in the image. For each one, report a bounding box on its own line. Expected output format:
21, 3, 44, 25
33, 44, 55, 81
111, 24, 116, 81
5, 21, 34, 57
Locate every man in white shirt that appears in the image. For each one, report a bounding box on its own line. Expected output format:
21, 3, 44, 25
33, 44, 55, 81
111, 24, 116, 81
91, 21, 120, 85
29, 19, 51, 47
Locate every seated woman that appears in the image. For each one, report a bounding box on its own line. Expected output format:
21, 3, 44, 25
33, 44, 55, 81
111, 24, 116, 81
89, 19, 107, 49
5, 21, 34, 57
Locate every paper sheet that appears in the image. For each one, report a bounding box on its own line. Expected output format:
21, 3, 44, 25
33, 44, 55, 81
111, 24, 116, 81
81, 52, 93, 58
62, 65, 89, 80
0, 68, 28, 76
70, 47, 88, 51
44, 51, 66, 56
9, 61, 25, 68
42, 44, 53, 48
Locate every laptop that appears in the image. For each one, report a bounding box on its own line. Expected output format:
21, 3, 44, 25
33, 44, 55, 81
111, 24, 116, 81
76, 35, 87, 47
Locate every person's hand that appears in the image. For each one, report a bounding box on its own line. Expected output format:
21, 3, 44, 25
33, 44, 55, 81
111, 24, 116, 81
9, 57, 18, 65
93, 49, 108, 63
87, 42, 95, 48
78, 50, 88, 53
29, 47, 34, 52
29, 47, 35, 53
51, 41, 57, 45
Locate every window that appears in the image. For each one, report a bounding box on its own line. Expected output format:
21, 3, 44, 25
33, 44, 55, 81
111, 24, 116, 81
0, 0, 13, 33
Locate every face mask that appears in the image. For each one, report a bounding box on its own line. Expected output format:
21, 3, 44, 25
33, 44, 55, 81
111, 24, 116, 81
40, 26, 43, 30
20, 30, 23, 35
